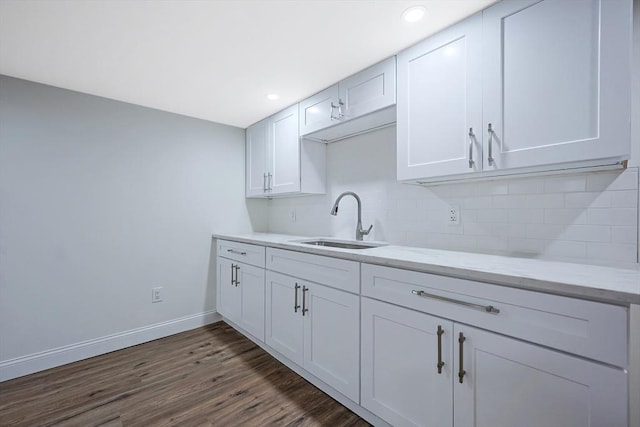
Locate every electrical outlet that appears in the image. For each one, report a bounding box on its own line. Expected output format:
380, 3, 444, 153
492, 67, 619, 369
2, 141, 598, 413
448, 205, 460, 226
152, 287, 163, 303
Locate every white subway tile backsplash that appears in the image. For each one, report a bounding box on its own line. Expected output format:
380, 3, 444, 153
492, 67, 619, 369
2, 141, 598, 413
463, 222, 493, 236
491, 223, 527, 239
476, 209, 509, 223
525, 223, 565, 240
611, 190, 639, 208
543, 209, 588, 225
585, 169, 638, 191
395, 198, 417, 211
564, 224, 611, 242
545, 240, 587, 259
431, 183, 477, 198
524, 193, 565, 209
611, 226, 637, 244
463, 196, 493, 209
544, 175, 586, 193
507, 238, 546, 254
492, 194, 526, 209
586, 243, 637, 264
508, 178, 545, 194
475, 181, 509, 196
267, 130, 638, 267
565, 192, 612, 208
587, 208, 637, 226
480, 236, 509, 252
509, 209, 544, 224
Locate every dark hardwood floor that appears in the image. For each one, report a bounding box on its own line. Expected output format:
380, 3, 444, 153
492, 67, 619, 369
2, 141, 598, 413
0, 322, 370, 426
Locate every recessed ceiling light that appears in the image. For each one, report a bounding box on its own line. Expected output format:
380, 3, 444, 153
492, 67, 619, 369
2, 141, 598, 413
266, 93, 279, 101
402, 6, 426, 23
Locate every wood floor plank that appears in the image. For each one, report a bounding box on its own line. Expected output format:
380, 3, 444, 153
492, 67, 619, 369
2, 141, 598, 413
0, 323, 370, 427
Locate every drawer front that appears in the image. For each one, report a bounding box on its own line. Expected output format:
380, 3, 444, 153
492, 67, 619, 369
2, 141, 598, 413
217, 239, 265, 268
266, 248, 360, 294
362, 263, 628, 368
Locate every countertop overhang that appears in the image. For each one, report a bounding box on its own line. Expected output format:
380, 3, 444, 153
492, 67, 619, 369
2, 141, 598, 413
213, 233, 640, 305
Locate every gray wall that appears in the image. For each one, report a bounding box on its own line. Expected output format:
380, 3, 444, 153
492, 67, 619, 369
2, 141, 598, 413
0, 76, 266, 369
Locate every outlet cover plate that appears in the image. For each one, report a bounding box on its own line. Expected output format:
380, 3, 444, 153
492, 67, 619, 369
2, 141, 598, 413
152, 287, 163, 303
448, 205, 460, 226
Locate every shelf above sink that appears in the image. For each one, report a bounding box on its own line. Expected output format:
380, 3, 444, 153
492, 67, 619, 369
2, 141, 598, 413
291, 238, 387, 250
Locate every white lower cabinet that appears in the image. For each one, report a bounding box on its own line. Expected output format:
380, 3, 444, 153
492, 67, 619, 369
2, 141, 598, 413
216, 256, 265, 341
362, 296, 628, 427
454, 324, 627, 427
216, 241, 630, 427
361, 298, 453, 427
265, 270, 360, 403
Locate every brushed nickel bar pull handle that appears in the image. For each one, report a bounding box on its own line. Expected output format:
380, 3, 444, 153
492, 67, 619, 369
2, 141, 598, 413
302, 286, 309, 316
458, 332, 466, 384
437, 325, 445, 374
468, 127, 475, 168
263, 173, 267, 192
227, 249, 247, 256
330, 99, 344, 121
234, 265, 240, 286
230, 264, 235, 286
294, 283, 301, 313
330, 102, 339, 120
267, 172, 273, 192
411, 290, 500, 314
487, 123, 495, 166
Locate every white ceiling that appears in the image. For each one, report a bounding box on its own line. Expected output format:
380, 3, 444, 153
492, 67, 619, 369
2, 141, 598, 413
0, 0, 496, 129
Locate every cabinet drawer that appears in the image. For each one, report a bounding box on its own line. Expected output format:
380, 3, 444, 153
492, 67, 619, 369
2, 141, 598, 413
217, 239, 265, 268
266, 248, 359, 294
362, 263, 628, 368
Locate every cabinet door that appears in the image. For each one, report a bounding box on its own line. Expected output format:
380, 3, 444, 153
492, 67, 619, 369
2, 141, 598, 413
217, 257, 241, 323
265, 271, 304, 366
236, 263, 265, 341
303, 284, 360, 403
299, 84, 340, 135
339, 56, 396, 120
397, 13, 482, 181
454, 325, 628, 427
245, 119, 268, 197
361, 298, 453, 427
482, 0, 631, 171
269, 104, 300, 195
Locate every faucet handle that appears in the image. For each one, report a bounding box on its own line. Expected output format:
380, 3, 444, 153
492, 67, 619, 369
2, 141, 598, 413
361, 224, 373, 236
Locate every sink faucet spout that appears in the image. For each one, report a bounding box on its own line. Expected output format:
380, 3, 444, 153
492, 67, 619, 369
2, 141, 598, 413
330, 191, 373, 241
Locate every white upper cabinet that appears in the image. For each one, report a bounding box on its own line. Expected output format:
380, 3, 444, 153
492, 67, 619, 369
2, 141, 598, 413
268, 106, 300, 194
299, 84, 340, 136
339, 56, 396, 121
398, 0, 632, 183
300, 57, 397, 142
245, 119, 269, 197
246, 104, 326, 198
482, 0, 631, 172
397, 13, 482, 181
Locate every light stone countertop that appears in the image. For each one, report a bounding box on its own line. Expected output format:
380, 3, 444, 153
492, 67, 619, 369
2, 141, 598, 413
212, 232, 640, 305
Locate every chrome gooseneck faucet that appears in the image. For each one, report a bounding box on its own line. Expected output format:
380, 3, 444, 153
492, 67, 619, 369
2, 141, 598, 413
330, 191, 373, 241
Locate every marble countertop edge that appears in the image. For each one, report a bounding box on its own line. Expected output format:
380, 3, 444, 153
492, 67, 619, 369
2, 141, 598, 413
212, 233, 640, 305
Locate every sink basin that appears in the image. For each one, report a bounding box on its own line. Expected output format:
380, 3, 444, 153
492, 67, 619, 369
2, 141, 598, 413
292, 238, 387, 250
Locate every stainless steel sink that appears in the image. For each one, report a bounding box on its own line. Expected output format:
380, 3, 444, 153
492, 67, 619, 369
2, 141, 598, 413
292, 238, 387, 250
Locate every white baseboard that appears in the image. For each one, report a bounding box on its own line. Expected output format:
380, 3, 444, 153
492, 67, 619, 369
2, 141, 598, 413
0, 311, 222, 382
